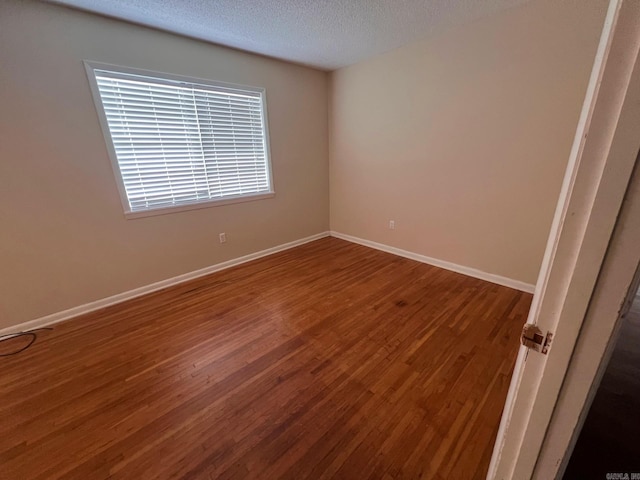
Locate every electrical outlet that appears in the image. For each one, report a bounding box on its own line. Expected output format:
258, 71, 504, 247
219, 233, 226, 243
389, 220, 395, 230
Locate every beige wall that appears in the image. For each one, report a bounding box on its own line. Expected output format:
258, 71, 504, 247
0, 0, 609, 330
0, 0, 329, 330
329, 0, 607, 285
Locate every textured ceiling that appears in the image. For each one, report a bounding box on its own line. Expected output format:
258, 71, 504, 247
47, 0, 530, 70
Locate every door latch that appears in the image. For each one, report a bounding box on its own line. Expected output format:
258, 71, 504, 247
521, 324, 553, 354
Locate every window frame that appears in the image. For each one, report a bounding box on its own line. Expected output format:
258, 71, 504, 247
83, 61, 275, 219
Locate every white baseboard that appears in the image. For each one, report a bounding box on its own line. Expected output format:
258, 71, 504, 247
0, 231, 330, 337
2, 229, 533, 337
330, 231, 535, 294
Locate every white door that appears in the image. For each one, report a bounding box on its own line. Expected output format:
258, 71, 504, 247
487, 1, 640, 478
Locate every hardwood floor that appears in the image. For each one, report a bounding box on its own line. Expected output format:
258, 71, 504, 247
0, 237, 531, 479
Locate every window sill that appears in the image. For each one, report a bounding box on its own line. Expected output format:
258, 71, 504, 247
123, 192, 275, 219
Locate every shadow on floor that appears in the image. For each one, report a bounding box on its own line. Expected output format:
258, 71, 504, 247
564, 293, 640, 479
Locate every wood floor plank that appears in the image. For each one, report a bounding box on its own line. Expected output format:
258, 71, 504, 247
0, 237, 531, 479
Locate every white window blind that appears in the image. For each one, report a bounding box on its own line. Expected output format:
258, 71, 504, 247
87, 64, 273, 215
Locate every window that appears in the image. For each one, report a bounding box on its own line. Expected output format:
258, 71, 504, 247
85, 62, 274, 217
